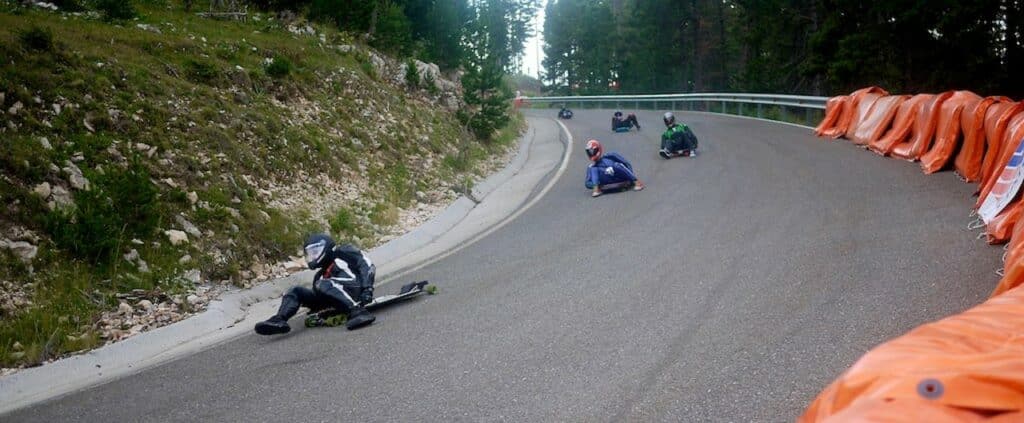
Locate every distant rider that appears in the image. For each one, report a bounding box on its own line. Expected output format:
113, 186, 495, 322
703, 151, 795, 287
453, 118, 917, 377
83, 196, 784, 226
659, 112, 699, 158
559, 104, 574, 119
611, 111, 641, 131
255, 234, 376, 334
585, 139, 646, 197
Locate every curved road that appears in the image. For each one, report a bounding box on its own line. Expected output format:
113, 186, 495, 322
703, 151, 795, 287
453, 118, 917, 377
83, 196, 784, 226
7, 110, 1002, 421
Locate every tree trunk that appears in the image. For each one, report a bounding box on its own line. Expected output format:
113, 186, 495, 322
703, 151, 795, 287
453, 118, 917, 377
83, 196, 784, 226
690, 0, 702, 92
370, 0, 380, 36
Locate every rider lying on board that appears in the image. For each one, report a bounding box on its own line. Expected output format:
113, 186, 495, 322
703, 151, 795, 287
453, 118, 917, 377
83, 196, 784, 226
584, 139, 646, 197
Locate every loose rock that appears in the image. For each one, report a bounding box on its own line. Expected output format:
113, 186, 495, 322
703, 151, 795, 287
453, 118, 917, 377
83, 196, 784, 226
174, 215, 202, 238
62, 161, 90, 191
165, 230, 189, 246
33, 182, 51, 199
0, 239, 38, 263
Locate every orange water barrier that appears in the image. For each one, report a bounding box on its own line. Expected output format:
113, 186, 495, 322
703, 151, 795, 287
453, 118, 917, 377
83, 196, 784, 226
954, 97, 1012, 182
849, 95, 908, 146
977, 113, 1024, 213
891, 91, 954, 161
979, 113, 1024, 245
799, 283, 1024, 422
868, 94, 933, 155
815, 87, 888, 138
806, 89, 1024, 422
815, 96, 848, 138
992, 218, 1024, 297
979, 102, 1024, 195
920, 91, 981, 174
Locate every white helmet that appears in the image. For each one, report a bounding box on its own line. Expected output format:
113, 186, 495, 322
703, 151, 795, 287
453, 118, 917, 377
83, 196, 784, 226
663, 112, 676, 127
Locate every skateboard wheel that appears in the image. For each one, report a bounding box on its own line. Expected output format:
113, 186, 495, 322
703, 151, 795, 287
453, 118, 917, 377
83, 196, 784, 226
426, 285, 438, 295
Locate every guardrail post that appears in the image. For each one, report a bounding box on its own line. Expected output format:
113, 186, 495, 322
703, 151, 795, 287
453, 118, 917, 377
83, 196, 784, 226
757, 103, 762, 118
805, 108, 812, 126
739, 103, 744, 116
672, 101, 676, 111
634, 100, 639, 111
721, 101, 726, 114
781, 106, 787, 122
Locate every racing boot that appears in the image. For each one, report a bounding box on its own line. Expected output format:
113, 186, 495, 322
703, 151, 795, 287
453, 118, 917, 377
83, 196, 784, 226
255, 315, 291, 335
255, 291, 300, 335
633, 180, 646, 191
345, 305, 376, 330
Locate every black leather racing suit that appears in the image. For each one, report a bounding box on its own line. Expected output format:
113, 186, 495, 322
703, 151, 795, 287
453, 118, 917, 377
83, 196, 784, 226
272, 245, 376, 320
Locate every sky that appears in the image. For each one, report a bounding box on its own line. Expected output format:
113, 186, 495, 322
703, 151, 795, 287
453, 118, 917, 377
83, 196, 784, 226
520, 2, 546, 79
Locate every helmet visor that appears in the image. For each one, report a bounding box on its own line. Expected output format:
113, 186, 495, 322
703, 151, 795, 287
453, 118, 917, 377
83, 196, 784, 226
585, 147, 599, 160
304, 240, 327, 266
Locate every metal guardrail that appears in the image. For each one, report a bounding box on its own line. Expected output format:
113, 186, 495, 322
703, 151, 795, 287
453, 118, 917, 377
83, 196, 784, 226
522, 93, 830, 126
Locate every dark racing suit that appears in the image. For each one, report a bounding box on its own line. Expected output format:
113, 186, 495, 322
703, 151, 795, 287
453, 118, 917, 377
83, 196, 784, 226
586, 152, 639, 189
273, 245, 376, 320
661, 123, 698, 154
612, 113, 641, 130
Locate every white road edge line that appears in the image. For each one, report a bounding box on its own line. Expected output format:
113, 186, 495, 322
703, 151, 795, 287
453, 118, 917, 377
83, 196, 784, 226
380, 118, 574, 284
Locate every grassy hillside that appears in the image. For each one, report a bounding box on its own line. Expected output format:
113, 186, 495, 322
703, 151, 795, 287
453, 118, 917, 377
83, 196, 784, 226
0, 0, 520, 368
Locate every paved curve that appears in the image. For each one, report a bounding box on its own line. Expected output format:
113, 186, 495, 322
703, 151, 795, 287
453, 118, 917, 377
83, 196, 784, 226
6, 110, 1002, 422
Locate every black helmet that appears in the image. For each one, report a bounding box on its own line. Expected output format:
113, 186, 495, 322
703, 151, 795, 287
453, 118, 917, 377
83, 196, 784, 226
303, 233, 335, 270
614, 111, 623, 118
663, 112, 676, 127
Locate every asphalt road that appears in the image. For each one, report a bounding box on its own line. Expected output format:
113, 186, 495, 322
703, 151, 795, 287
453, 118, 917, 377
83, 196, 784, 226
7, 110, 1002, 422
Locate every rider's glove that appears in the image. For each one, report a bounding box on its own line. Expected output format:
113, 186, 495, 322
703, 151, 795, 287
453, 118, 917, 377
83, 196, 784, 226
604, 167, 615, 175
359, 287, 374, 305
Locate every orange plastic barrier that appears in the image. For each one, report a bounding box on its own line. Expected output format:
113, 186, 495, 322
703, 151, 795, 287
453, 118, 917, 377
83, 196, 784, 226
920, 91, 981, 174
843, 92, 884, 141
819, 87, 889, 139
799, 283, 1024, 422
891, 91, 954, 161
815, 96, 849, 138
809, 398, 1024, 423
991, 218, 1024, 297
986, 200, 1024, 244
977, 112, 1024, 210
954, 97, 1010, 182
868, 94, 932, 155
979, 103, 1024, 197
850, 95, 908, 146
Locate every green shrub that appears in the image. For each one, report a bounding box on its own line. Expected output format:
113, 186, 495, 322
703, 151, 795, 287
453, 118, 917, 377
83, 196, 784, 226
265, 56, 292, 79
185, 59, 219, 84
49, 0, 88, 11
360, 61, 376, 79
94, 0, 137, 21
423, 71, 438, 95
404, 60, 419, 89
369, 202, 398, 227
45, 161, 159, 265
18, 26, 54, 52
329, 207, 356, 238
385, 162, 413, 204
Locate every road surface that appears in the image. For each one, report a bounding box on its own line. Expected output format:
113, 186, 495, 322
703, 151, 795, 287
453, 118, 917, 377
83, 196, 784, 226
6, 110, 1001, 422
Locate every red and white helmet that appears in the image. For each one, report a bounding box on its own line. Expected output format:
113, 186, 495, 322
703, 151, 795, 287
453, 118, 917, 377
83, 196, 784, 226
585, 139, 603, 162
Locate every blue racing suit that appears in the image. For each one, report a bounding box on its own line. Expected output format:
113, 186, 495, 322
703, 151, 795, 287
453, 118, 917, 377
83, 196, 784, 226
585, 152, 639, 189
